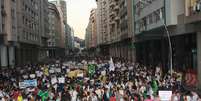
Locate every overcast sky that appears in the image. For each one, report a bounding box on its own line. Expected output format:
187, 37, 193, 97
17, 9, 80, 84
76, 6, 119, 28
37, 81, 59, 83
49, 0, 97, 39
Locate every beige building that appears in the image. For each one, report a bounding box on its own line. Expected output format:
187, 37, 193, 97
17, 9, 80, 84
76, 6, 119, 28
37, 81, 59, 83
90, 9, 98, 48
96, 0, 110, 45
15, 0, 50, 65
50, 0, 67, 24
0, 0, 17, 67
85, 9, 98, 49
39, 0, 49, 60
107, 0, 135, 61
48, 3, 65, 58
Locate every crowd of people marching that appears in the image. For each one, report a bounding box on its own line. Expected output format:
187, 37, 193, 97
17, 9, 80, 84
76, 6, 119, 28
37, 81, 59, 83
0, 57, 201, 101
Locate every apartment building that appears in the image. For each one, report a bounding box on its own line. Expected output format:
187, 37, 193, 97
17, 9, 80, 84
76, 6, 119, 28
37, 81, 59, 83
48, 3, 65, 58
39, 0, 49, 60
50, 0, 67, 24
0, 0, 17, 67
96, 0, 110, 55
134, 0, 183, 67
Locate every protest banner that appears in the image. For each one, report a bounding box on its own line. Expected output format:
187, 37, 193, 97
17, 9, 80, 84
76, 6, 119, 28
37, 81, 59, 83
19, 79, 37, 89
159, 91, 172, 101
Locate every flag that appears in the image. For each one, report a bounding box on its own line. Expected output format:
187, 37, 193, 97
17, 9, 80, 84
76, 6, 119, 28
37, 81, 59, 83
109, 57, 115, 71
151, 80, 158, 96
38, 90, 49, 101
88, 64, 96, 78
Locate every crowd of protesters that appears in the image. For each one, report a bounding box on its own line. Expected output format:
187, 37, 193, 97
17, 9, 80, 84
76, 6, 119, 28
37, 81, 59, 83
0, 56, 201, 101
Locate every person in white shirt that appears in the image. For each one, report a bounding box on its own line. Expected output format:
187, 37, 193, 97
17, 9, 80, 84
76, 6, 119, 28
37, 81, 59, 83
71, 90, 78, 101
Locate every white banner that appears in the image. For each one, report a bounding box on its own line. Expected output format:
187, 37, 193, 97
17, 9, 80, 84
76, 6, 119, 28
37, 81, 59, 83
159, 91, 172, 101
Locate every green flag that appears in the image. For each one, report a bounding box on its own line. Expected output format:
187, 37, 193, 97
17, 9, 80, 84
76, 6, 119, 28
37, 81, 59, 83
88, 64, 96, 78
151, 80, 158, 96
38, 90, 49, 101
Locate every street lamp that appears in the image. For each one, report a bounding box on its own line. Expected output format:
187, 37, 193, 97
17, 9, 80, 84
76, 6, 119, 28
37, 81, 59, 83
138, 0, 173, 75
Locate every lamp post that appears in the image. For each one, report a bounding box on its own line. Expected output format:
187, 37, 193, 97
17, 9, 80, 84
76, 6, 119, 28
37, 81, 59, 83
139, 0, 173, 75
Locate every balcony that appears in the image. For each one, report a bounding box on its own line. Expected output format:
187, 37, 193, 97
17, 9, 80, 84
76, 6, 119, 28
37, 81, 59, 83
109, 12, 115, 17
180, 5, 201, 24
114, 16, 120, 21
109, 2, 115, 7
114, 5, 119, 11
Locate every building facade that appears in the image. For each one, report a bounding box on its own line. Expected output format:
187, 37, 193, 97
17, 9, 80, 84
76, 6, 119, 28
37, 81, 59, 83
39, 0, 49, 61
85, 9, 98, 56
96, 0, 110, 56
0, 0, 17, 67
15, 0, 50, 65
50, 0, 67, 24
94, 0, 135, 61
48, 3, 65, 59
176, 0, 201, 88
108, 0, 135, 61
133, 0, 183, 67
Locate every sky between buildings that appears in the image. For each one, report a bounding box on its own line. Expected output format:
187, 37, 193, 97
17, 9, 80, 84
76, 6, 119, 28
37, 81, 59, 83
49, 0, 97, 39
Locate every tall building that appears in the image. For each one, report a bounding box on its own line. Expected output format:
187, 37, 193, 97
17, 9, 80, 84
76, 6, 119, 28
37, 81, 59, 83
177, 0, 201, 88
39, 0, 49, 60
15, 0, 50, 65
91, 9, 98, 48
96, 0, 110, 55
0, 0, 17, 67
85, 8, 98, 56
133, 0, 183, 67
48, 3, 65, 58
50, 0, 67, 24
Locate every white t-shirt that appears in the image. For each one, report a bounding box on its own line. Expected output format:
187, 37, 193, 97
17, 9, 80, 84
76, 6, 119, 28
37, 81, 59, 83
71, 90, 78, 101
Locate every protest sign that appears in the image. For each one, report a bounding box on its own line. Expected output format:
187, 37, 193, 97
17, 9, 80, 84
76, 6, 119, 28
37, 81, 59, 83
51, 77, 57, 84
159, 91, 172, 101
19, 79, 37, 89
77, 73, 84, 77
58, 77, 65, 83
55, 68, 61, 73
49, 69, 54, 73
30, 74, 36, 79
23, 75, 28, 79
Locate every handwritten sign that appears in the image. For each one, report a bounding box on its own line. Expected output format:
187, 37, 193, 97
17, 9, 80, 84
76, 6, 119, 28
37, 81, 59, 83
159, 91, 172, 101
19, 79, 37, 89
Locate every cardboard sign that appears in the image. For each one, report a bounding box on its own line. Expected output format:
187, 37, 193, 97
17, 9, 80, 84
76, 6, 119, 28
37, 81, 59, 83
58, 77, 65, 83
51, 77, 57, 84
30, 74, 36, 79
55, 68, 61, 73
159, 91, 172, 101
77, 73, 84, 77
49, 69, 55, 73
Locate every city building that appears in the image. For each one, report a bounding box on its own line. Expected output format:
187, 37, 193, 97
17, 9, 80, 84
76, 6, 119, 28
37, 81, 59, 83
85, 22, 92, 49
0, 0, 17, 67
176, 0, 201, 88
15, 0, 50, 65
47, 3, 65, 58
65, 24, 75, 54
85, 9, 98, 56
50, 0, 75, 55
50, 0, 67, 24
108, 0, 135, 61
96, 0, 110, 55
39, 0, 49, 61
133, 0, 183, 67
